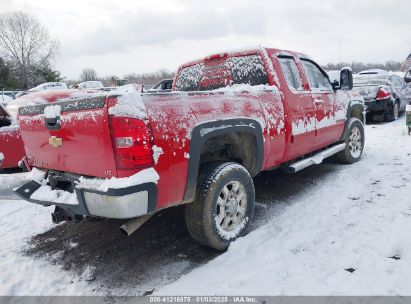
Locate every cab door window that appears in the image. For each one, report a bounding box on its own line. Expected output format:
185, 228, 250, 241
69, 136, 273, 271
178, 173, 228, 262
301, 60, 333, 92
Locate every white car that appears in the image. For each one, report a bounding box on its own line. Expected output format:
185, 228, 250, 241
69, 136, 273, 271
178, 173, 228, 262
0, 94, 13, 105
28, 82, 68, 92
77, 81, 104, 90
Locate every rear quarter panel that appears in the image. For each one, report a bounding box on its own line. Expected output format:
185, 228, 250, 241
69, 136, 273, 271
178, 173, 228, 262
143, 89, 285, 209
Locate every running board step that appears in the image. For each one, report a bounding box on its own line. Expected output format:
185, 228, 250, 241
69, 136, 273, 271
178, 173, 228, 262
283, 143, 346, 173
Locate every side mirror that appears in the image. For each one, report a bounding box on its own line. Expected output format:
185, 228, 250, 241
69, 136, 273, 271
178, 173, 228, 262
405, 72, 411, 84
340, 67, 353, 90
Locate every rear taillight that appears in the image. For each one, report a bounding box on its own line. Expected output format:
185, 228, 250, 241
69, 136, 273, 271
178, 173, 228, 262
375, 88, 391, 100
109, 116, 154, 170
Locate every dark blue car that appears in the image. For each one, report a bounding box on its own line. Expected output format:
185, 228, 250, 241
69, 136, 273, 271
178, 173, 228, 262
353, 70, 411, 122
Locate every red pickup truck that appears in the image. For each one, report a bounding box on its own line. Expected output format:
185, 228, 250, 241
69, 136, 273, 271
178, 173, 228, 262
15, 47, 365, 250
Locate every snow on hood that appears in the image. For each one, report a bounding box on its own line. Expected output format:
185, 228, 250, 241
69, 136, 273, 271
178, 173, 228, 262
108, 84, 147, 120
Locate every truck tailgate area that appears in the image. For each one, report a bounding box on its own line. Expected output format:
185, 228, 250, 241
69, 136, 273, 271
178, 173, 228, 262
18, 96, 118, 178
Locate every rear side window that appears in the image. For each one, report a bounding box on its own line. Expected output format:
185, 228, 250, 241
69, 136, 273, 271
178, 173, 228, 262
301, 60, 333, 92
175, 55, 269, 91
175, 63, 204, 91
278, 57, 303, 91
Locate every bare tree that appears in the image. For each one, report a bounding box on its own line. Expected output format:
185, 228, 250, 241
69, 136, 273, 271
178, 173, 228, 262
80, 68, 98, 82
323, 61, 403, 73
124, 69, 175, 86
0, 11, 59, 89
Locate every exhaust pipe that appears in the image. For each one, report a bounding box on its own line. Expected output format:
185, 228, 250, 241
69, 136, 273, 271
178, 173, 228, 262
120, 214, 153, 236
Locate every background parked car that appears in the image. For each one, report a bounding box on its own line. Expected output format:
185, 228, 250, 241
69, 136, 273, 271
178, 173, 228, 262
352, 71, 411, 121
147, 78, 173, 93
357, 69, 388, 76
0, 94, 13, 106
405, 68, 411, 84
28, 82, 68, 93
77, 81, 104, 90
15, 91, 29, 98
1, 91, 17, 100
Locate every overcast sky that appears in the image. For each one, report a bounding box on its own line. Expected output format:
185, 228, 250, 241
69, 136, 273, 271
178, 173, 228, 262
1, 0, 410, 79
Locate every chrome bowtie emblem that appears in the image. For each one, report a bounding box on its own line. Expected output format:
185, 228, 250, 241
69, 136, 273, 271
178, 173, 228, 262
49, 136, 63, 148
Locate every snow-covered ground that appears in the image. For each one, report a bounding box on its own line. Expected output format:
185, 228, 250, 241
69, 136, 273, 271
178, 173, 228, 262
0, 200, 97, 295
159, 117, 411, 295
0, 117, 410, 295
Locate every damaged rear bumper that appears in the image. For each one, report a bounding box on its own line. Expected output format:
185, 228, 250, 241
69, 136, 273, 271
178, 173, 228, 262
15, 178, 158, 221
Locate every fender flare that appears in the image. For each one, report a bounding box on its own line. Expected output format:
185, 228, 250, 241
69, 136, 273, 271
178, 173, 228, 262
340, 101, 365, 141
183, 118, 264, 203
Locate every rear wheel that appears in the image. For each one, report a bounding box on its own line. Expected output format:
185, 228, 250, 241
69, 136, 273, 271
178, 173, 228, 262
185, 162, 255, 250
336, 118, 365, 164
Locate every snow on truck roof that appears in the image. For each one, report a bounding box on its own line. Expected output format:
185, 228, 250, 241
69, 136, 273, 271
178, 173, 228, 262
177, 46, 307, 69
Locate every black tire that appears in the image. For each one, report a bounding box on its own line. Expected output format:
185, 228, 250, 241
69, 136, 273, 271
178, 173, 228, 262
336, 118, 365, 164
185, 162, 255, 250
385, 101, 399, 122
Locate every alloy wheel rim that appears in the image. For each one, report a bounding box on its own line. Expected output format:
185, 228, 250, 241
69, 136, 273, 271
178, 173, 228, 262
215, 181, 247, 232
348, 126, 362, 158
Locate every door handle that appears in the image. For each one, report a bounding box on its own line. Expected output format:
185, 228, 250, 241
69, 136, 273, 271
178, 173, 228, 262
314, 98, 324, 105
